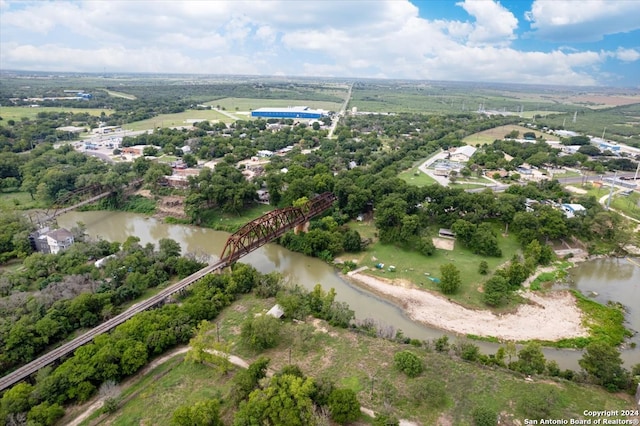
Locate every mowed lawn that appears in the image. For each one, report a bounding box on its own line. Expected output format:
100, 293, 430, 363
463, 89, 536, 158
348, 221, 521, 309
123, 109, 234, 131
0, 106, 112, 121
204, 97, 343, 112
398, 167, 438, 186
462, 124, 554, 145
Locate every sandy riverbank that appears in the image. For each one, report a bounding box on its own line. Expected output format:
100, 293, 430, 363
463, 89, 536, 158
346, 271, 588, 342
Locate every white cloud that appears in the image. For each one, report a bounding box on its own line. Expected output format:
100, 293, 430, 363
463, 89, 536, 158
0, 0, 635, 86
525, 0, 640, 42
614, 48, 640, 62
456, 0, 518, 46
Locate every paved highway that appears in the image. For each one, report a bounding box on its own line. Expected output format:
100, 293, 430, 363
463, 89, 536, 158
328, 83, 353, 139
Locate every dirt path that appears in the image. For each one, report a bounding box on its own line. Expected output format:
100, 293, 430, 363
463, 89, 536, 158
347, 271, 588, 342
66, 346, 190, 426
66, 346, 409, 425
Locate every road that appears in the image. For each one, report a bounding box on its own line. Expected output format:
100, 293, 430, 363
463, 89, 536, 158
328, 83, 353, 139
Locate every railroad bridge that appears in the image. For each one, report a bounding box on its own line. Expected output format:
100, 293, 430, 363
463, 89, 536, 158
0, 192, 336, 392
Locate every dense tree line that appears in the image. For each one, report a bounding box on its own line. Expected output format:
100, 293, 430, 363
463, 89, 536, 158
0, 236, 204, 376
0, 212, 35, 263
0, 111, 103, 152
0, 262, 263, 425
2, 143, 135, 205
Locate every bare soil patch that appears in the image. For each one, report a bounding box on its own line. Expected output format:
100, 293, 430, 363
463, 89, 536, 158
432, 237, 455, 251
156, 195, 187, 219
565, 185, 587, 194
347, 273, 588, 342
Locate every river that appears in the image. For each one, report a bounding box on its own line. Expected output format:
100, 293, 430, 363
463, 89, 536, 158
57, 211, 640, 369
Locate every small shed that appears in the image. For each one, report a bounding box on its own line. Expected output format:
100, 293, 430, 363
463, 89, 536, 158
266, 304, 285, 319
439, 229, 456, 239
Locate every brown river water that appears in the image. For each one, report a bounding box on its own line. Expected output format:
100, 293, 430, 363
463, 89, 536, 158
57, 211, 640, 370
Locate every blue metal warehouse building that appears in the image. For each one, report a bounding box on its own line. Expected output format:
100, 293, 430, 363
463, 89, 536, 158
251, 106, 324, 119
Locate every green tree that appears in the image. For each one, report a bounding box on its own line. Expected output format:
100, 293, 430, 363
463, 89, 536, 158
483, 276, 510, 307
579, 341, 628, 391
439, 263, 461, 294
26, 402, 65, 426
393, 350, 424, 378
240, 314, 281, 351
328, 388, 360, 424
230, 357, 270, 406
0, 382, 34, 414
514, 342, 546, 375
233, 374, 316, 426
478, 260, 489, 275
171, 399, 223, 426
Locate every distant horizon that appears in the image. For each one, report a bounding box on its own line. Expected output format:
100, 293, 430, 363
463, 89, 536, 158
1, 1, 638, 87
2, 69, 638, 92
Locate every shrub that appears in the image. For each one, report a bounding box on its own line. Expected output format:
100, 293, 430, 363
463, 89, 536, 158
434, 335, 450, 353
393, 350, 424, 378
518, 386, 562, 418
328, 388, 360, 424
410, 380, 447, 408
478, 260, 489, 275
240, 314, 281, 351
472, 406, 498, 426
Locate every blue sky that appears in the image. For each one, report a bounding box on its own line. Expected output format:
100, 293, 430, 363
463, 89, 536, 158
1, 0, 638, 87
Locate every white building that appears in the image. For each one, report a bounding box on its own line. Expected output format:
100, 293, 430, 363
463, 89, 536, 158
561, 204, 587, 219
30, 228, 75, 254
450, 146, 477, 162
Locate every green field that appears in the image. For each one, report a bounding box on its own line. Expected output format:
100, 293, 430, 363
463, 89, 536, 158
102, 89, 137, 100
91, 294, 636, 426
0, 106, 112, 121
348, 221, 521, 309
462, 124, 552, 145
0, 191, 44, 210
203, 97, 344, 112
611, 191, 640, 221
199, 203, 274, 232
123, 109, 234, 131
398, 167, 438, 186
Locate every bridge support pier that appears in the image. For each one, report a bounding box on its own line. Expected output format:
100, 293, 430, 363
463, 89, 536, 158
294, 221, 310, 234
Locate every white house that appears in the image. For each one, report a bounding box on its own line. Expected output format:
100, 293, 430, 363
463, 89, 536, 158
450, 146, 477, 162
45, 228, 74, 254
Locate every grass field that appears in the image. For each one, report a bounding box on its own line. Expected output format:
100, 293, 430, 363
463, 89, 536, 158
348, 221, 521, 309
200, 203, 274, 232
0, 106, 112, 121
398, 167, 438, 186
611, 191, 640, 221
0, 191, 44, 210
123, 109, 234, 131
203, 97, 343, 112
463, 124, 554, 145
102, 89, 137, 100
95, 294, 636, 426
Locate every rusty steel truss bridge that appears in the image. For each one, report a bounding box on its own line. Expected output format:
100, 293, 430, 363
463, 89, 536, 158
0, 192, 336, 392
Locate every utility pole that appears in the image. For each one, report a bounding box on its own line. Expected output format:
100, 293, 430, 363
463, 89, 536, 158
634, 161, 640, 181
606, 171, 617, 210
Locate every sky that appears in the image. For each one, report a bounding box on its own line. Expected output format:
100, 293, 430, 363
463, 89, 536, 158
1, 0, 639, 87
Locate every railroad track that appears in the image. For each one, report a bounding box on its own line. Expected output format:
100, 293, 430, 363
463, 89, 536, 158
0, 260, 227, 392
